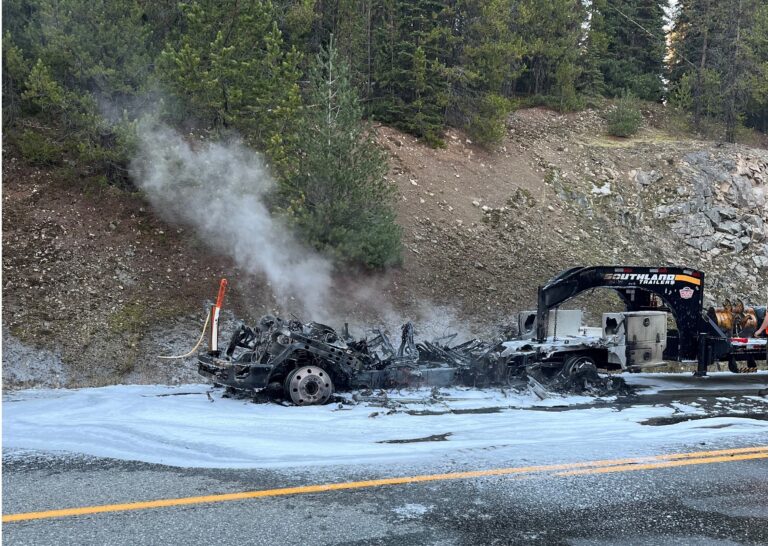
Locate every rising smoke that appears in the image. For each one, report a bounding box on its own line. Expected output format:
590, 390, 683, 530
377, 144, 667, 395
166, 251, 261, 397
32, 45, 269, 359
130, 123, 332, 317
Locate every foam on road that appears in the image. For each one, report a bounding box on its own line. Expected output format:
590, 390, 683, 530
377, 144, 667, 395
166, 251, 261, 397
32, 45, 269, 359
4, 373, 767, 469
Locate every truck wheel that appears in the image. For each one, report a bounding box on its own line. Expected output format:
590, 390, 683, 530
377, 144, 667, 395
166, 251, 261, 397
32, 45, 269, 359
559, 355, 598, 383
563, 355, 596, 372
284, 366, 334, 406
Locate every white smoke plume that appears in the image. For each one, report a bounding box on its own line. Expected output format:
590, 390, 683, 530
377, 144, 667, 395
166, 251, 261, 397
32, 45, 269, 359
130, 123, 332, 316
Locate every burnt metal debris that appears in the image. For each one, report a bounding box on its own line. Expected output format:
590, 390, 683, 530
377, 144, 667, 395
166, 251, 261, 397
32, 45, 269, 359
198, 315, 626, 405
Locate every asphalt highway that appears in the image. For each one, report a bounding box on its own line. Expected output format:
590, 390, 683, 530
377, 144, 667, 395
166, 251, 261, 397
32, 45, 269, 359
4, 441, 768, 545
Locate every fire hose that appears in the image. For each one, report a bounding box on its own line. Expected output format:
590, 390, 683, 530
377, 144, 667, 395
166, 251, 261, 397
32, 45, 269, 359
158, 278, 227, 360
157, 308, 211, 360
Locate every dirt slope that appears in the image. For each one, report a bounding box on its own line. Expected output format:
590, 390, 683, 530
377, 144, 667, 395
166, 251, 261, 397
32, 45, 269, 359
382, 108, 766, 321
3, 107, 767, 388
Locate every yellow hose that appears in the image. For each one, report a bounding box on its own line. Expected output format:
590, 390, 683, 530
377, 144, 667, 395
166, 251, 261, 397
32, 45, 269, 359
157, 309, 211, 360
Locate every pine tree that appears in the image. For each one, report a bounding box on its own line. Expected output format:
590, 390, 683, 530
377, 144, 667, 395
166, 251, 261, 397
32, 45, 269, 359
304, 0, 375, 100
31, 0, 154, 105
514, 0, 585, 110
744, 3, 768, 132
158, 0, 302, 168
283, 37, 401, 268
669, 0, 764, 140
456, 0, 522, 146
370, 0, 452, 145
580, 0, 609, 100
600, 0, 665, 101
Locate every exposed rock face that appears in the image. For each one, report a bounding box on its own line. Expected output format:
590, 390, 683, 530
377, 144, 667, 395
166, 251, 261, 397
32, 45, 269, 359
656, 152, 768, 273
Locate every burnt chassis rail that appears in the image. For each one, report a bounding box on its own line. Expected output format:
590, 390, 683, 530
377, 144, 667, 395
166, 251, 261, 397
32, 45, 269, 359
198, 353, 465, 391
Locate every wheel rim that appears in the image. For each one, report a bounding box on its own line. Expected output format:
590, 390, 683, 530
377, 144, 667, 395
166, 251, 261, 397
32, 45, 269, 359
285, 366, 334, 405
565, 356, 596, 374
560, 356, 598, 382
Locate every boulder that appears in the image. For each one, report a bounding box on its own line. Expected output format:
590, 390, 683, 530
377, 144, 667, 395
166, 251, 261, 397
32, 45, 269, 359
753, 256, 768, 269
726, 176, 757, 208
686, 237, 717, 252
714, 205, 739, 220
753, 186, 766, 207
719, 238, 744, 253
691, 174, 714, 200
634, 169, 662, 186
672, 212, 714, 238
715, 220, 744, 235
744, 215, 765, 236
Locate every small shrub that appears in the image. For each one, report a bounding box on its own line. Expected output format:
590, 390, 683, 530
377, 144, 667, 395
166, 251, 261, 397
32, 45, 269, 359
14, 129, 62, 166
467, 94, 512, 148
607, 93, 643, 137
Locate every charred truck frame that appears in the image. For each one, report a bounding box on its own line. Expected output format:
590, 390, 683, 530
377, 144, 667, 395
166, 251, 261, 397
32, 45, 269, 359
198, 266, 766, 405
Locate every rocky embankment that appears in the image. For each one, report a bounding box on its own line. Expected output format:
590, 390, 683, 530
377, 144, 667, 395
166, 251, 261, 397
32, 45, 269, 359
386, 108, 767, 318
660, 152, 767, 274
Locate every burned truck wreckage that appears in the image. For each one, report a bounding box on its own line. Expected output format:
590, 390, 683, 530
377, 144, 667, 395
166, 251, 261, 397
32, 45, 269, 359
197, 266, 766, 405
198, 316, 621, 405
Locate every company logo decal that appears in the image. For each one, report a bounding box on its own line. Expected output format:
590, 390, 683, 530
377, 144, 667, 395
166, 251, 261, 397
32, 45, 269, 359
602, 273, 701, 286
679, 287, 695, 299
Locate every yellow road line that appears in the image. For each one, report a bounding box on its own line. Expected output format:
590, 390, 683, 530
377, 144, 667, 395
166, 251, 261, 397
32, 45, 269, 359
555, 452, 768, 476
4, 445, 767, 523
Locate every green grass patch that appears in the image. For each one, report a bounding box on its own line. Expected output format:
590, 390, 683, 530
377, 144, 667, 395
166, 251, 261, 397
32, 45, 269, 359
108, 301, 149, 334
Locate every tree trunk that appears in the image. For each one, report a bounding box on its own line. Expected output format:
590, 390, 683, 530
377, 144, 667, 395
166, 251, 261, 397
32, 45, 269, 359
694, 25, 708, 132
723, 0, 743, 143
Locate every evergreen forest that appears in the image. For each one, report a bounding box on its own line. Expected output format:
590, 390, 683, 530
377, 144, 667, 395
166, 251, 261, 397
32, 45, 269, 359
3, 0, 767, 267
